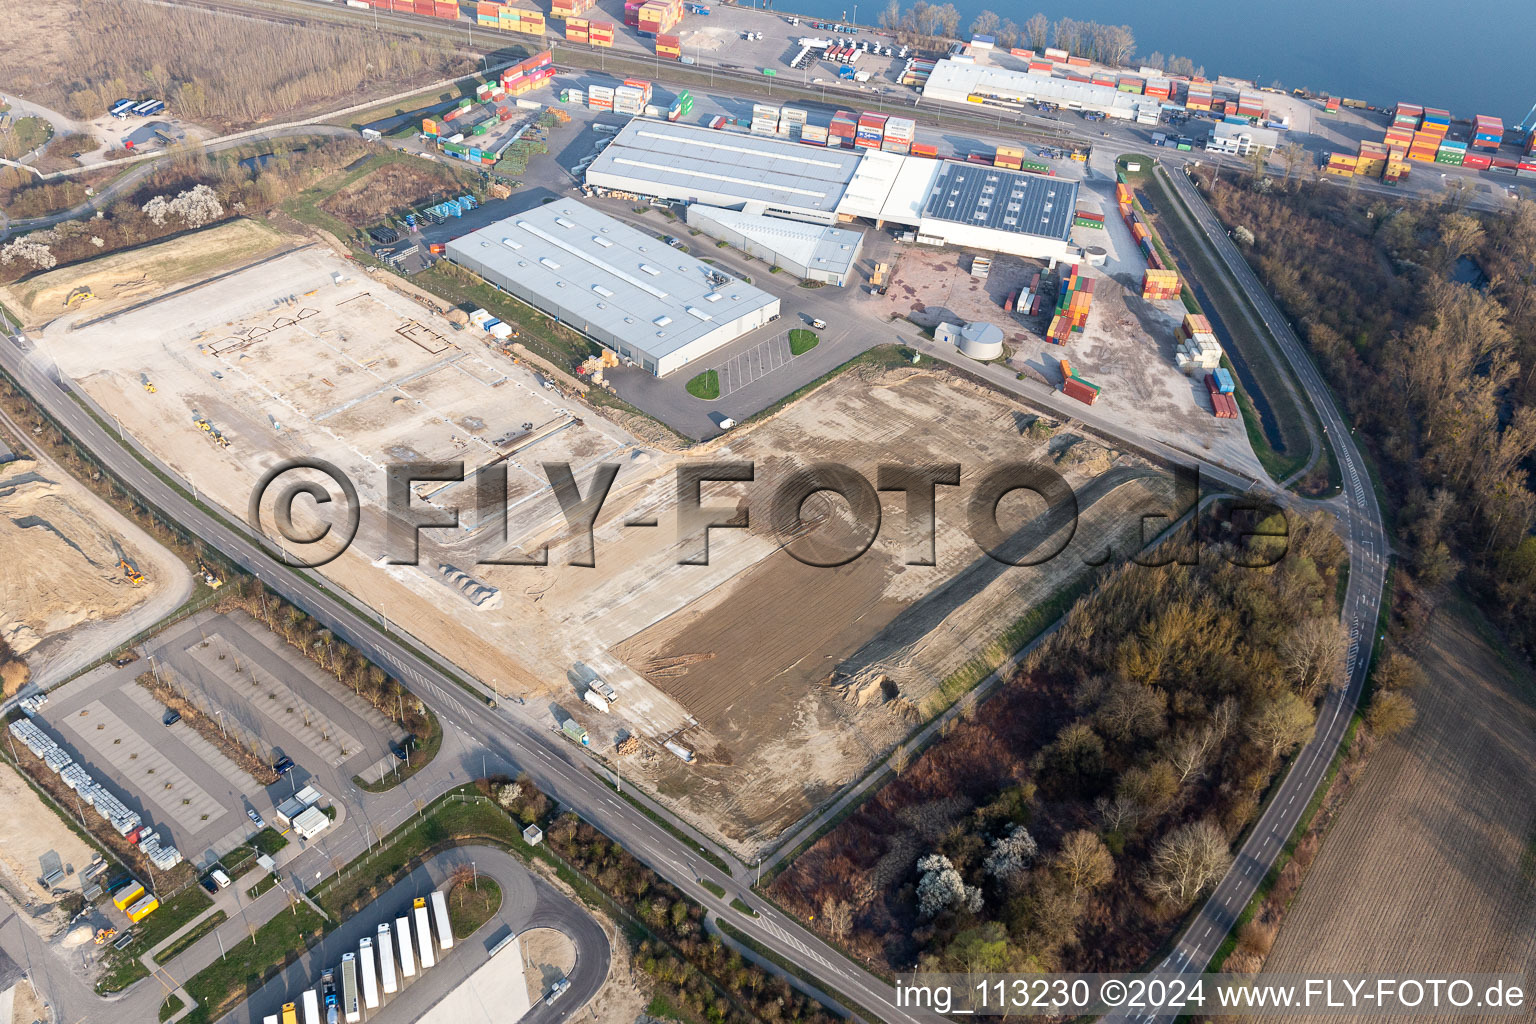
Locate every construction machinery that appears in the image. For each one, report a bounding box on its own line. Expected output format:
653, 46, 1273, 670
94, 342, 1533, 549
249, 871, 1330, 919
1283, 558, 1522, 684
118, 558, 145, 585
65, 285, 94, 308
140, 375, 157, 394
197, 562, 224, 589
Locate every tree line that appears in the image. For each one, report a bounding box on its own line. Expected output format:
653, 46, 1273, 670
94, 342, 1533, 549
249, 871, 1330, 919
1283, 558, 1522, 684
1197, 170, 1536, 661
873, 3, 1203, 75
0, 0, 471, 133
772, 510, 1360, 972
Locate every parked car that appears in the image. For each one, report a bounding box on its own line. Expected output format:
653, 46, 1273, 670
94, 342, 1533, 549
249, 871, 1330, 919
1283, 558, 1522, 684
163, 709, 181, 727
200, 876, 218, 894
272, 756, 295, 776
247, 808, 265, 827
810, 318, 828, 330
392, 734, 417, 761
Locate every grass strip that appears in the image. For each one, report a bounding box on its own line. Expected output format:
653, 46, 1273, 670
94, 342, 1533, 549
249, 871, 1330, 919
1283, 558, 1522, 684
715, 919, 880, 1024
153, 910, 228, 966
352, 705, 443, 792
597, 775, 732, 876
729, 897, 757, 917
701, 879, 726, 898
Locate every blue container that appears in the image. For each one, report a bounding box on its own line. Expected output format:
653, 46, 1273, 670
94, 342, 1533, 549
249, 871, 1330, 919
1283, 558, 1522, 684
1214, 367, 1235, 393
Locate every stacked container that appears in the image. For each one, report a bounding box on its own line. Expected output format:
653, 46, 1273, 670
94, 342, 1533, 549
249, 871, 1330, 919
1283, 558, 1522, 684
1419, 107, 1451, 133
1043, 46, 1068, 60
565, 16, 589, 41
656, 33, 681, 58
1472, 115, 1503, 150
855, 112, 886, 149
589, 20, 614, 44
614, 84, 647, 115
1350, 141, 1385, 178
1144, 78, 1171, 101
881, 116, 914, 153
1236, 91, 1265, 118
637, 0, 682, 35
1117, 76, 1144, 94
1046, 265, 1094, 343
1072, 210, 1104, 230
1392, 102, 1423, 129
1436, 138, 1467, 166
909, 141, 938, 158
1027, 60, 1053, 75
1323, 96, 1341, 114
476, 0, 499, 24
1184, 82, 1212, 111
501, 51, 554, 93
495, 5, 546, 33
779, 106, 809, 138
800, 123, 829, 145
751, 103, 779, 135
1325, 153, 1357, 176
994, 145, 1025, 170
588, 84, 615, 110
1141, 268, 1180, 300
667, 89, 693, 120
1058, 358, 1101, 406
551, 0, 594, 16
829, 110, 857, 148
1408, 129, 1441, 163
1176, 312, 1222, 372
1206, 373, 1239, 418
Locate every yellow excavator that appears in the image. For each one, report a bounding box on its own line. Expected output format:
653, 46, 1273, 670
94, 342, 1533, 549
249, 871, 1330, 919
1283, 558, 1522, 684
118, 558, 145, 585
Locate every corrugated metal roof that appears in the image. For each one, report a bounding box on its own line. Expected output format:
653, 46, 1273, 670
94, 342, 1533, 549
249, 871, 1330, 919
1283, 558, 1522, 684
586, 118, 863, 214
921, 162, 1078, 241
445, 200, 776, 360
687, 205, 862, 276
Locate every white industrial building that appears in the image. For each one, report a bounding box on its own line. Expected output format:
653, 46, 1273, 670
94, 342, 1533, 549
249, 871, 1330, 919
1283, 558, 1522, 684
1206, 120, 1281, 156
585, 119, 1078, 265
936, 321, 1005, 360
921, 60, 1164, 120
446, 200, 779, 377
685, 205, 864, 286
585, 119, 864, 224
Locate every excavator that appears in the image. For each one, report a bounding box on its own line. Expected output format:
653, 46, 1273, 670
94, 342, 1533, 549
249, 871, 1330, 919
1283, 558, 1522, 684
118, 559, 145, 585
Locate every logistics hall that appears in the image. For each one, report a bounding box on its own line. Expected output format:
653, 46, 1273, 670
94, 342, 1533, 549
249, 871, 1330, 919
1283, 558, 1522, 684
585, 119, 1079, 263
446, 200, 779, 377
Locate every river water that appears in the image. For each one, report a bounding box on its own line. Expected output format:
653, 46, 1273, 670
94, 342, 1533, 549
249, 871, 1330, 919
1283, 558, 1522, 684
763, 0, 1532, 122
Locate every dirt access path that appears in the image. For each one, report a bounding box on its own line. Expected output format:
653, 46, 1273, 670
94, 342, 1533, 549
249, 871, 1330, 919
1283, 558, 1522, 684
1263, 604, 1536, 1019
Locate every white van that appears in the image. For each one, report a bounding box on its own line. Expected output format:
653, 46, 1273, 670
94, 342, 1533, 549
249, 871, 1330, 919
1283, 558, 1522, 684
210, 869, 232, 889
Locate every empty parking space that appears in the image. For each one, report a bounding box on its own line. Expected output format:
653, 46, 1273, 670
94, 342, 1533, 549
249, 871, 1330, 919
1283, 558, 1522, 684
713, 333, 794, 397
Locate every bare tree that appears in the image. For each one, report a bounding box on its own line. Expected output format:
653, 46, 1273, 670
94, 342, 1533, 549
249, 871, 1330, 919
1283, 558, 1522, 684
1094, 793, 1142, 833
1024, 12, 1049, 49
1144, 819, 1232, 906
1280, 617, 1348, 700
821, 895, 853, 942
1248, 691, 1315, 759
933, 3, 961, 40
1277, 142, 1309, 188
890, 743, 911, 776
878, 0, 901, 32
1095, 681, 1167, 742
969, 9, 1000, 36
1367, 691, 1417, 738
1053, 830, 1114, 893
996, 18, 1020, 48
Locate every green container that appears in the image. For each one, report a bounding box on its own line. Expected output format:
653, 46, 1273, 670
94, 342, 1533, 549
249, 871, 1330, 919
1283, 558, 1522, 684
458, 98, 473, 109
473, 124, 489, 135
1073, 217, 1103, 229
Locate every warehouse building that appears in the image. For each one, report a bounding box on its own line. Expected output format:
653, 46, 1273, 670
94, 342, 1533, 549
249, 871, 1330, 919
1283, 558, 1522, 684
585, 119, 865, 224
921, 60, 1162, 120
685, 205, 864, 286
446, 201, 779, 377
1206, 121, 1280, 156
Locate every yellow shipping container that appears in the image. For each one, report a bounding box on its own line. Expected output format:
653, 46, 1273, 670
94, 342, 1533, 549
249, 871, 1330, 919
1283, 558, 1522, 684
126, 895, 159, 923
112, 883, 145, 911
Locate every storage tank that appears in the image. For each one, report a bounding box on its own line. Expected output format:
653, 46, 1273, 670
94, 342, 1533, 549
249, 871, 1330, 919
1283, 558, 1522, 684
1083, 245, 1108, 266
583, 689, 611, 713
664, 740, 695, 763
955, 322, 1005, 360
430, 889, 454, 950
395, 916, 416, 977
376, 923, 397, 994
413, 898, 436, 969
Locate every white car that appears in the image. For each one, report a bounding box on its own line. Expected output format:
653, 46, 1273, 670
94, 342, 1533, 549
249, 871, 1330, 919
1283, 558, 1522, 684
247, 808, 265, 827
810, 318, 828, 330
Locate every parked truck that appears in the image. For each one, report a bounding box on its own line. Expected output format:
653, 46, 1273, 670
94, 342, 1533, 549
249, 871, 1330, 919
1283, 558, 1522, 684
281, 1003, 298, 1024
321, 970, 338, 1024
395, 916, 416, 977
413, 898, 436, 969
430, 889, 454, 950
302, 989, 321, 1024
377, 923, 398, 994
358, 938, 379, 1009
341, 954, 360, 1024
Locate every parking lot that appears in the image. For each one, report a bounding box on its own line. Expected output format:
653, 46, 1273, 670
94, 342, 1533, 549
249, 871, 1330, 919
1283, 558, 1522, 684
35, 610, 402, 867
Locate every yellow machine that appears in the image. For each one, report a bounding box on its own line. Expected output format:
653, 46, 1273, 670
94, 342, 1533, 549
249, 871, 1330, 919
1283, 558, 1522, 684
65, 285, 94, 308
118, 559, 145, 585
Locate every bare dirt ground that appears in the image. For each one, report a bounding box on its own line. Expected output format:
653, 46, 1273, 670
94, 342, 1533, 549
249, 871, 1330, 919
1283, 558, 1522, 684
0, 457, 168, 656
519, 927, 576, 1007
33, 241, 1178, 856
0, 218, 287, 324
878, 247, 1037, 346
0, 762, 96, 905
321, 162, 465, 228
1263, 605, 1536, 1019
8, 979, 48, 1024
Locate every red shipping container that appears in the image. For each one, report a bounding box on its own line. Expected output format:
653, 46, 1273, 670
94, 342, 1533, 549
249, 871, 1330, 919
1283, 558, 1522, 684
1063, 378, 1098, 405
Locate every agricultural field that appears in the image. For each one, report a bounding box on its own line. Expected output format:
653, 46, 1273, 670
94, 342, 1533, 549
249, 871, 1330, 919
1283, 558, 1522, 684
1262, 605, 1536, 1002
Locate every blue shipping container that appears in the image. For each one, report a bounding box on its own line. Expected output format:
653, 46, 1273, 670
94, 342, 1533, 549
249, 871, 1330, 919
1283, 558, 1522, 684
1214, 368, 1235, 394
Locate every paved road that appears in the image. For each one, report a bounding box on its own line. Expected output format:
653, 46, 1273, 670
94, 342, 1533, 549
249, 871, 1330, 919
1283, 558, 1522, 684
0, 335, 943, 1024
1100, 163, 1388, 1024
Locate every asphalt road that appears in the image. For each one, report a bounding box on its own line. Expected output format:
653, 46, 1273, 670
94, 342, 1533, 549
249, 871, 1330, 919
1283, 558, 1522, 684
0, 336, 943, 1024
1100, 164, 1388, 1024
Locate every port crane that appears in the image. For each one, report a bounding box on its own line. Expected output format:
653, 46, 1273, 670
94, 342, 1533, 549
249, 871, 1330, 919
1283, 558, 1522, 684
1517, 99, 1536, 145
